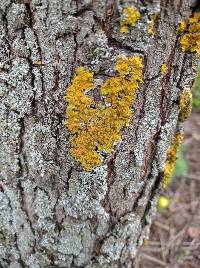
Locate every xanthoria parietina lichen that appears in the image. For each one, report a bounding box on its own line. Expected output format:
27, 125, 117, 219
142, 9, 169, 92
163, 132, 184, 188
179, 89, 192, 122
65, 56, 144, 170
148, 14, 157, 35
161, 63, 168, 75
120, 6, 141, 33
179, 12, 200, 56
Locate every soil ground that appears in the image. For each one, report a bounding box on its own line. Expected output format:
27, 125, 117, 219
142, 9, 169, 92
137, 112, 200, 268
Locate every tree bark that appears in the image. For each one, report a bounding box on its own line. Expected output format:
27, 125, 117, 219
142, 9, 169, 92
0, 0, 198, 267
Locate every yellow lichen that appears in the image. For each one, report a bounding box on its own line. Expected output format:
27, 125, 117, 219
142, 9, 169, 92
33, 60, 44, 65
120, 25, 129, 34
120, 6, 141, 33
148, 14, 157, 35
177, 20, 187, 33
180, 12, 200, 56
65, 56, 144, 170
179, 89, 193, 122
161, 63, 167, 74
163, 132, 184, 188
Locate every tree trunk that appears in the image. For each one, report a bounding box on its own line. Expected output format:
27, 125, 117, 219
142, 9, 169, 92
0, 0, 198, 267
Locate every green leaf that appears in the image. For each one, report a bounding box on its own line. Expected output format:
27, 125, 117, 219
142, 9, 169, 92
173, 146, 188, 177
193, 64, 200, 110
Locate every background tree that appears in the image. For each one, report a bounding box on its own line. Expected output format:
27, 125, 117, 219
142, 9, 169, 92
0, 0, 199, 267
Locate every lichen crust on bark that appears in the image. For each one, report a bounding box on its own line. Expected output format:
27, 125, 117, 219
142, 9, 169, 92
0, 0, 199, 267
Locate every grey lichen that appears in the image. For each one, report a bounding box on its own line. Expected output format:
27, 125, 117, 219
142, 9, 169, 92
156, 107, 180, 171
133, 78, 162, 167
62, 166, 108, 219
100, 213, 142, 264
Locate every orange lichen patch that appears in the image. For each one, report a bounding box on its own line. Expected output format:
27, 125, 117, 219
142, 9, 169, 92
179, 89, 193, 122
65, 56, 144, 170
148, 14, 157, 35
120, 6, 141, 33
161, 63, 167, 74
177, 20, 187, 33
180, 12, 200, 56
163, 132, 184, 188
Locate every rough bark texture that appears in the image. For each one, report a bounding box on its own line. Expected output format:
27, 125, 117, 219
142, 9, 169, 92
0, 0, 199, 267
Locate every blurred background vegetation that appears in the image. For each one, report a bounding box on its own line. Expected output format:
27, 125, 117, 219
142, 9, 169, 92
173, 63, 200, 182
193, 65, 200, 110
137, 64, 200, 268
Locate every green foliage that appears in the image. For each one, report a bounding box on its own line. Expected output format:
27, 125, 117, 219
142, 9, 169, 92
176, 249, 191, 262
173, 145, 188, 178
193, 64, 200, 110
